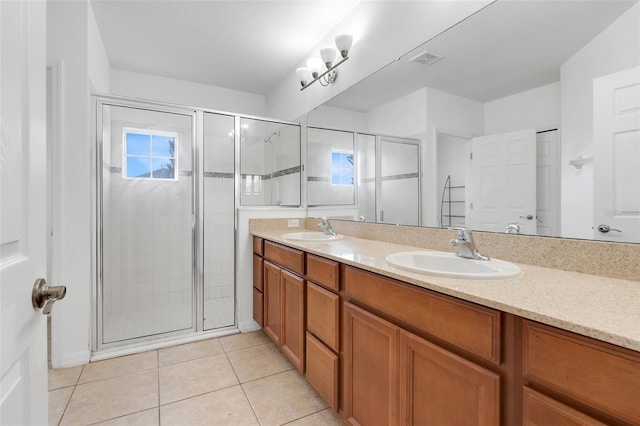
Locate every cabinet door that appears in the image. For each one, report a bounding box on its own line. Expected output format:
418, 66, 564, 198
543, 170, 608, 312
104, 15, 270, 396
263, 261, 282, 346
399, 330, 500, 426
281, 269, 305, 372
252, 287, 263, 327
523, 387, 606, 426
344, 302, 399, 426
306, 332, 338, 410
307, 282, 340, 352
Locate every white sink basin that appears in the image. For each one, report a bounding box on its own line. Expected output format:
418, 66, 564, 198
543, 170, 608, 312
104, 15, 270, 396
282, 232, 344, 242
385, 251, 521, 279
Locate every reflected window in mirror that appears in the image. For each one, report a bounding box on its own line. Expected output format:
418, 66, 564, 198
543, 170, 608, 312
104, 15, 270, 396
307, 127, 355, 206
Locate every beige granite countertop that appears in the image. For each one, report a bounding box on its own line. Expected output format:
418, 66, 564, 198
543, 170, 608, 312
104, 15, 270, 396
252, 229, 640, 352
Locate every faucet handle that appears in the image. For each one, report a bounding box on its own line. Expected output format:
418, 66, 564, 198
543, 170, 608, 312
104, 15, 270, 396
449, 226, 470, 240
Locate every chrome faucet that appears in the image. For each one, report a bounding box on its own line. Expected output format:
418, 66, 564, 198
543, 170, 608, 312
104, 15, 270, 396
316, 217, 337, 236
450, 227, 489, 261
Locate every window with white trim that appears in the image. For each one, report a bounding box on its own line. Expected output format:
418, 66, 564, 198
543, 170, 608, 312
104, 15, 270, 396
123, 128, 178, 180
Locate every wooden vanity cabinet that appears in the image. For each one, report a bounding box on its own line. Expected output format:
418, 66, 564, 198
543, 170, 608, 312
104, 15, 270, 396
252, 237, 640, 425
343, 266, 502, 426
521, 320, 640, 425
305, 254, 341, 411
260, 241, 306, 372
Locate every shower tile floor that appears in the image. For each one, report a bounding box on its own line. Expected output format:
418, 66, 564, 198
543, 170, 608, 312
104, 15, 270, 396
48, 330, 343, 426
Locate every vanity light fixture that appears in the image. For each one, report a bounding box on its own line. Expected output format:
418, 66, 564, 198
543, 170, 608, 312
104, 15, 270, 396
297, 33, 353, 90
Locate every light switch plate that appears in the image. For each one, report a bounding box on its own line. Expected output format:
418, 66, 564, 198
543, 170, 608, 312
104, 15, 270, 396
287, 219, 299, 228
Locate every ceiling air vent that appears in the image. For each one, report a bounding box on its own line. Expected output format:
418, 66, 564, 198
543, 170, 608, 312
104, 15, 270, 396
409, 51, 442, 67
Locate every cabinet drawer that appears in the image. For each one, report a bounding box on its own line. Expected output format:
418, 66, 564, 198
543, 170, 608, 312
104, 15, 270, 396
253, 236, 263, 256
253, 254, 263, 291
344, 266, 501, 364
523, 387, 606, 426
306, 333, 338, 411
306, 254, 339, 292
522, 320, 640, 424
264, 241, 304, 275
253, 287, 263, 327
307, 282, 340, 352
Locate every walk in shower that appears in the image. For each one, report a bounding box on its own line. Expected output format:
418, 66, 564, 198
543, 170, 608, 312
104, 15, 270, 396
93, 96, 300, 353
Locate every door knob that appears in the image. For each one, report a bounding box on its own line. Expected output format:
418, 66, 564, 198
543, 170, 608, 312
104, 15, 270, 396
32, 278, 66, 315
597, 224, 622, 233
519, 215, 534, 220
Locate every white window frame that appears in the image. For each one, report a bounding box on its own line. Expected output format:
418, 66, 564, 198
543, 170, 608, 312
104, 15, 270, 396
122, 127, 179, 181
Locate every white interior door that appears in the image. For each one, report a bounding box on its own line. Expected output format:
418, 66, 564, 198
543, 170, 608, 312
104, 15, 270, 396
0, 1, 48, 424
594, 66, 640, 243
469, 129, 537, 234
536, 130, 560, 237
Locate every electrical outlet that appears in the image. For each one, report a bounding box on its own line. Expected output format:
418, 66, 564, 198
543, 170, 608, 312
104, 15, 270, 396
287, 219, 299, 228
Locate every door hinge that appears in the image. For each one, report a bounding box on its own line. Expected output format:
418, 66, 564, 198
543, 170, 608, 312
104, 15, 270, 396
470, 152, 473, 160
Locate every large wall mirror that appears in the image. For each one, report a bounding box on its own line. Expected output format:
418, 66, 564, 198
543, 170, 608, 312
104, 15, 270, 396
307, 0, 640, 243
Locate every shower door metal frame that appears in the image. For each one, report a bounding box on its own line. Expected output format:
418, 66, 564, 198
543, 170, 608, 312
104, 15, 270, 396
93, 95, 201, 352
92, 94, 303, 354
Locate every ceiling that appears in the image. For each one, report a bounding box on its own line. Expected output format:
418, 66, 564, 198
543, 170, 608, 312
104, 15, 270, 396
324, 0, 637, 112
91, 0, 361, 95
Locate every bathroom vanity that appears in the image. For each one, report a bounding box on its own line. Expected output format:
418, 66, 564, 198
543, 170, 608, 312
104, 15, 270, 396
251, 220, 640, 426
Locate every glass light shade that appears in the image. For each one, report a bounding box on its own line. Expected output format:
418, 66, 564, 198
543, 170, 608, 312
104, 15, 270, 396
320, 47, 337, 69
335, 34, 353, 58
296, 67, 312, 87
306, 57, 323, 78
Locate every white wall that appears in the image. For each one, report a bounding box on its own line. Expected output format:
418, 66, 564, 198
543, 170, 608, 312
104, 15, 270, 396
366, 88, 427, 137
425, 87, 484, 227
265, 1, 492, 122
560, 2, 640, 239
307, 105, 367, 133
484, 82, 560, 135
110, 69, 266, 117
436, 134, 469, 228
87, 1, 110, 93
48, 0, 95, 367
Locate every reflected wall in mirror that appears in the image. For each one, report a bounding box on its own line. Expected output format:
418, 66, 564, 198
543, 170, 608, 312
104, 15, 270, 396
307, 0, 640, 243
307, 127, 355, 206
239, 117, 301, 206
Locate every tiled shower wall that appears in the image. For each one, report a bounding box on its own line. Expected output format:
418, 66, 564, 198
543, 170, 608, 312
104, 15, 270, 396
202, 112, 236, 330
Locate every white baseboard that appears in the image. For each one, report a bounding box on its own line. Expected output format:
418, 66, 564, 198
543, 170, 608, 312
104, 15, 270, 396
238, 320, 261, 333
56, 350, 91, 369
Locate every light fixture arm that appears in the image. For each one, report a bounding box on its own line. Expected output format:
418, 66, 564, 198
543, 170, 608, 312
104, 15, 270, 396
300, 56, 348, 91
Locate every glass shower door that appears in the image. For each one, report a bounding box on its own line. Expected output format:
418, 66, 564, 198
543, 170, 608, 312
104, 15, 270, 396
99, 103, 195, 346
377, 137, 421, 226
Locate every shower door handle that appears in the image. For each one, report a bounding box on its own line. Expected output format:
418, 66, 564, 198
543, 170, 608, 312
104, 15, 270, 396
379, 210, 384, 222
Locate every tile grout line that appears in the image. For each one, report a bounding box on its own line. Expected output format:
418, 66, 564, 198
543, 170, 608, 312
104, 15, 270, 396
56, 364, 85, 426
223, 349, 262, 425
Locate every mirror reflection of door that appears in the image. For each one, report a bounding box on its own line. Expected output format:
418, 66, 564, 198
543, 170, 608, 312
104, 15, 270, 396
469, 129, 537, 234
536, 129, 560, 236
377, 137, 421, 226
593, 66, 640, 243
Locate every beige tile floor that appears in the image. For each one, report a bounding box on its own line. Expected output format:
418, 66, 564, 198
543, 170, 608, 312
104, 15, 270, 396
48, 330, 343, 426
